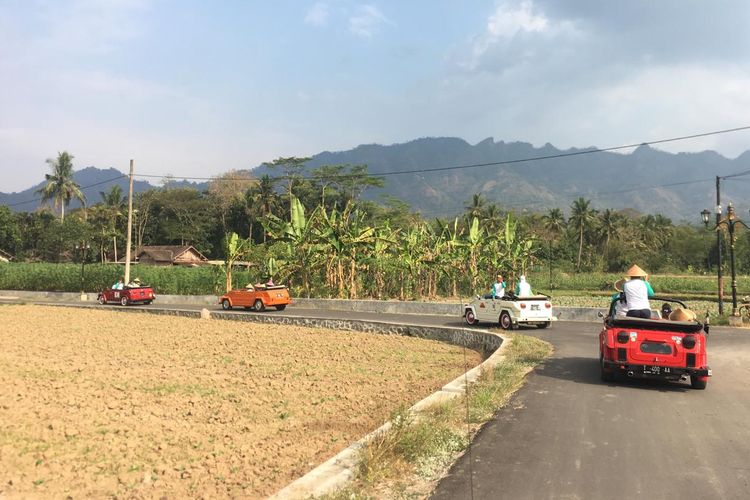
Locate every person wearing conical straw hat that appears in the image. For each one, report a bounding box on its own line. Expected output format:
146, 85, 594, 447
621, 264, 655, 318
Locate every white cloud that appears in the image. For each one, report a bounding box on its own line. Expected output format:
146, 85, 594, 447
305, 2, 330, 26
349, 5, 389, 38
468, 0, 578, 69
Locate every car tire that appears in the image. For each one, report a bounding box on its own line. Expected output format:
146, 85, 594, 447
690, 376, 708, 390
221, 299, 232, 310
464, 309, 478, 325
98, 294, 106, 305
145, 300, 152, 305
253, 299, 265, 312
120, 296, 129, 306
600, 353, 615, 383
500, 312, 513, 330
537, 322, 550, 329
276, 304, 287, 311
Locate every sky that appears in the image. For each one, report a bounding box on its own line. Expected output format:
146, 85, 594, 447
2, 0, 750, 193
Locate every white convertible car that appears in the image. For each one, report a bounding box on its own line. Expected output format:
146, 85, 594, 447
463, 293, 555, 329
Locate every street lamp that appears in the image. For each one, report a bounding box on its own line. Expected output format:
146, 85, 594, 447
74, 241, 91, 299
701, 209, 711, 271
713, 203, 748, 317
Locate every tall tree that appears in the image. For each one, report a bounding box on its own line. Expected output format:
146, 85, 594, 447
569, 197, 597, 271
36, 151, 86, 222
263, 156, 311, 212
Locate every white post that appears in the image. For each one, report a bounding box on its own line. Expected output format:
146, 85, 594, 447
124, 160, 134, 284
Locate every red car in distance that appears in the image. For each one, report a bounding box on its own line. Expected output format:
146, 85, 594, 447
98, 285, 156, 306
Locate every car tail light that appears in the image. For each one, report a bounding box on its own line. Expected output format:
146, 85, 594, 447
520, 303, 527, 309
617, 331, 629, 344
683, 335, 697, 349
545, 302, 551, 308
686, 353, 696, 367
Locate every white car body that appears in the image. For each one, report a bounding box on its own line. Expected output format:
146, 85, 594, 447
463, 294, 555, 329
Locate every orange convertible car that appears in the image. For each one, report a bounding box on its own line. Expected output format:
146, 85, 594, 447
219, 284, 291, 311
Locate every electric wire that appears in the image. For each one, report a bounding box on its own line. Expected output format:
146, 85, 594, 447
132, 124, 750, 182
6, 174, 128, 208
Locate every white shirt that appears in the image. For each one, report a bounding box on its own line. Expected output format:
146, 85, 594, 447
622, 279, 649, 310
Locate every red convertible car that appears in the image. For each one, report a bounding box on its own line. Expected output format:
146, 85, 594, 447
599, 297, 711, 389
98, 285, 156, 306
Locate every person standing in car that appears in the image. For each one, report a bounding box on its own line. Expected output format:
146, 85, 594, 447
622, 264, 655, 319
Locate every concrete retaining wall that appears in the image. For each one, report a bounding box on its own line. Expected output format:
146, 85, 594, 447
0, 289, 606, 323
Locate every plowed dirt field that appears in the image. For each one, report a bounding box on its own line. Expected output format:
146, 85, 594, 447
0, 305, 481, 498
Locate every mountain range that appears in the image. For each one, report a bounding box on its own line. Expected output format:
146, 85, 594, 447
3, 137, 750, 222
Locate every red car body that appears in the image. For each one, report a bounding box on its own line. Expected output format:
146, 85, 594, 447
98, 286, 156, 306
599, 297, 711, 389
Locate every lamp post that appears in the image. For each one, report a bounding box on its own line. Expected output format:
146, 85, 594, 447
74, 241, 91, 300
701, 209, 711, 271
713, 203, 748, 318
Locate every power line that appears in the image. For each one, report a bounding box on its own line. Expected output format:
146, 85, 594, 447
134, 124, 750, 182
7, 174, 128, 208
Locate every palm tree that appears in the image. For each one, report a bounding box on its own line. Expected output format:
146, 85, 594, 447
246, 175, 279, 242
36, 151, 86, 222
569, 198, 597, 271
99, 185, 125, 260
464, 193, 486, 222
598, 209, 623, 258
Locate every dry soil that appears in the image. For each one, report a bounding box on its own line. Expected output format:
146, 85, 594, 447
0, 305, 480, 498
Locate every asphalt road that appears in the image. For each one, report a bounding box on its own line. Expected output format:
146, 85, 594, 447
6, 298, 750, 498
431, 321, 750, 500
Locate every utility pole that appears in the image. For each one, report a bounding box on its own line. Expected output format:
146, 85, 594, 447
124, 160, 134, 284
716, 176, 724, 315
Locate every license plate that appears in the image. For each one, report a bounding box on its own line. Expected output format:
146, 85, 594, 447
643, 366, 670, 375
531, 304, 539, 311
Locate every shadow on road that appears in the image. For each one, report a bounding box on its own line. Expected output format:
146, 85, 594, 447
533, 355, 692, 392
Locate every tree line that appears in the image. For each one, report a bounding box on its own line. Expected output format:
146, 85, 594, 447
0, 151, 744, 298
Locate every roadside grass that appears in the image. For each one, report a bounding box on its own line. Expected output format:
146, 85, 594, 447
323, 334, 553, 500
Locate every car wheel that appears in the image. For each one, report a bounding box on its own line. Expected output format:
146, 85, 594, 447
500, 312, 513, 330
276, 304, 287, 311
464, 309, 478, 325
537, 321, 550, 329
253, 299, 265, 312
690, 375, 708, 390
98, 294, 106, 305
600, 353, 615, 382
221, 299, 232, 310
120, 296, 129, 306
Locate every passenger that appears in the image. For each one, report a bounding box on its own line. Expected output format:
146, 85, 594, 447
515, 275, 532, 297
266, 277, 275, 286
112, 278, 124, 290
127, 277, 142, 288
622, 264, 655, 319
484, 274, 506, 299
612, 279, 629, 317
669, 307, 697, 322
245, 283, 255, 291
660, 303, 673, 320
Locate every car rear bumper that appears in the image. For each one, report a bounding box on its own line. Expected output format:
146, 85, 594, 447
603, 360, 711, 379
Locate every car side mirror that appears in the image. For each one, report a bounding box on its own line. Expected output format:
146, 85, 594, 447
597, 311, 604, 319
704, 325, 710, 335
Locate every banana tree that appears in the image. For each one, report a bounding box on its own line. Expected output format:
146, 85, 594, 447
223, 232, 253, 292
262, 195, 320, 296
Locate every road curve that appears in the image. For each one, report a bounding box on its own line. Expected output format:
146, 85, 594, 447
431, 322, 750, 500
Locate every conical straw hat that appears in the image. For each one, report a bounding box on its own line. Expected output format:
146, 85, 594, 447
669, 308, 697, 322
625, 264, 648, 278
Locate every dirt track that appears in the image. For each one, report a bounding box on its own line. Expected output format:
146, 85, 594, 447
0, 305, 480, 498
